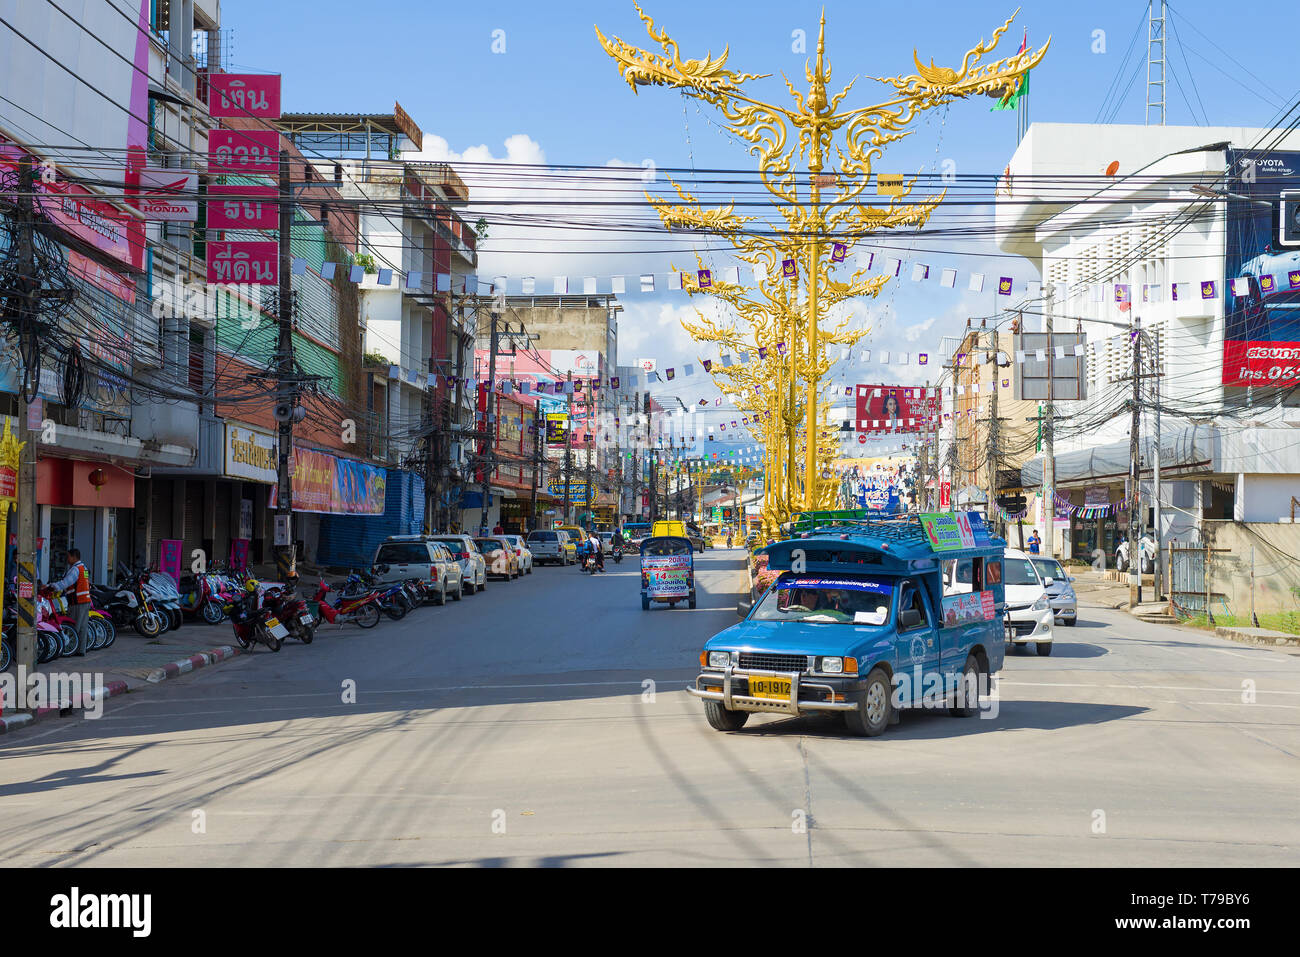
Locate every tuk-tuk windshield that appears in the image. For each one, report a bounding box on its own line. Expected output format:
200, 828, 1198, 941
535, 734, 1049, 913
752, 576, 894, 625
642, 538, 692, 556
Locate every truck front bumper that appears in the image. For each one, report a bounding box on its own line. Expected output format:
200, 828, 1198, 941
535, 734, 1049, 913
686, 668, 862, 716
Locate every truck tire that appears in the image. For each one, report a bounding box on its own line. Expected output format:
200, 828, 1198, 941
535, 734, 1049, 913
949, 653, 982, 717
844, 666, 892, 737
704, 699, 749, 731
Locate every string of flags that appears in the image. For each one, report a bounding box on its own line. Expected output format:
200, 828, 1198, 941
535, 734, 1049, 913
312, 245, 1297, 316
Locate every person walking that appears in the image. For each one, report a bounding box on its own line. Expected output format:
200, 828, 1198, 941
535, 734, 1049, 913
53, 547, 91, 657
1028, 529, 1041, 555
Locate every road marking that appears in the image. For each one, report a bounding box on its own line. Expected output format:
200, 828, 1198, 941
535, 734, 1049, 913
1002, 681, 1300, 696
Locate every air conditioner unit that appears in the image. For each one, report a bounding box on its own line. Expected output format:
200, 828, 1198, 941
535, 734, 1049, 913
1281, 190, 1300, 246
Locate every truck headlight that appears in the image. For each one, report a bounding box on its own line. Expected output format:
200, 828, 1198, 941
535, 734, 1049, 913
1031, 596, 1049, 613
819, 656, 844, 674
707, 651, 730, 669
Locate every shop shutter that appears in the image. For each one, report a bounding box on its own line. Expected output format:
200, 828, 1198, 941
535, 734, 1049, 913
148, 478, 174, 567
184, 480, 204, 564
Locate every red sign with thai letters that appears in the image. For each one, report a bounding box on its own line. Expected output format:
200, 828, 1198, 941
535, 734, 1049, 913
208, 129, 279, 176
206, 241, 278, 285
208, 74, 282, 119
207, 184, 279, 230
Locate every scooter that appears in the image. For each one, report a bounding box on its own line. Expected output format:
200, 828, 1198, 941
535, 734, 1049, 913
313, 579, 382, 629
612, 544, 624, 565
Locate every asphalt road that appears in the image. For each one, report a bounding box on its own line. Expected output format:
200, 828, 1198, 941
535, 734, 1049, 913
2, 549, 1297, 867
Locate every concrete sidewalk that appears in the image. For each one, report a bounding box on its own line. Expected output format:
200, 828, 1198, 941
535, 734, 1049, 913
1, 619, 245, 734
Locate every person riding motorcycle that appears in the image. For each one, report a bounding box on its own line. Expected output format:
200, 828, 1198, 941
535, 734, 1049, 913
587, 532, 605, 572
611, 529, 625, 550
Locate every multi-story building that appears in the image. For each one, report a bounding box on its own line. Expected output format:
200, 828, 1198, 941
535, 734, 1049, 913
281, 111, 480, 537
995, 122, 1300, 580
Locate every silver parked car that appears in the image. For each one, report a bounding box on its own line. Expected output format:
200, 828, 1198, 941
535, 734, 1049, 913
1031, 556, 1078, 627
526, 529, 568, 565
503, 534, 534, 574
429, 534, 488, 593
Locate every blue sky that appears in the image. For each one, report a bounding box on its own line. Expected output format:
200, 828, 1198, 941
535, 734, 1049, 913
223, 0, 1299, 453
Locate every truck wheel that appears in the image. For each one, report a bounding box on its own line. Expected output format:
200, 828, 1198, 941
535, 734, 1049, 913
453, 582, 463, 601
641, 595, 650, 611
949, 653, 982, 717
704, 699, 749, 731
844, 666, 892, 737
1036, 641, 1053, 656
689, 592, 697, 609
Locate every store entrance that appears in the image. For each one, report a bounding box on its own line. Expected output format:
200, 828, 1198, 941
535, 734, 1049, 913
48, 507, 97, 585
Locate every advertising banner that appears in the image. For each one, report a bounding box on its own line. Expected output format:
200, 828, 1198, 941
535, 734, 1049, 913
545, 412, 569, 446
158, 539, 183, 582
941, 590, 996, 628
919, 512, 991, 552
642, 554, 691, 598
854, 385, 938, 433
130, 167, 198, 221
1223, 149, 1300, 386
268, 448, 387, 515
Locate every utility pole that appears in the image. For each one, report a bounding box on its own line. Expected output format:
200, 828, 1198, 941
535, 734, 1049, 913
563, 371, 573, 525
529, 405, 540, 534
584, 379, 594, 528
273, 149, 297, 582
478, 305, 500, 536
1128, 314, 1143, 607
985, 330, 1003, 540
1041, 305, 1057, 558
1152, 333, 1163, 599
12, 161, 41, 679
645, 391, 656, 522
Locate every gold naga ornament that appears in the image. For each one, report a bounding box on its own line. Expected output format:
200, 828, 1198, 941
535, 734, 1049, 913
596, 5, 1047, 534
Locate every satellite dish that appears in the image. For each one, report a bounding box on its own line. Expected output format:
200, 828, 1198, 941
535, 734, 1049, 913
1105, 160, 1120, 177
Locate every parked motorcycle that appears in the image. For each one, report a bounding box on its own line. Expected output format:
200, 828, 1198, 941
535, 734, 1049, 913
313, 579, 382, 629
144, 569, 184, 632
224, 579, 287, 652
39, 585, 81, 656
262, 583, 315, 644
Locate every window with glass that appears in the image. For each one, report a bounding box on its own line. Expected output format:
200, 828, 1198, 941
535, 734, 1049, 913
751, 576, 894, 625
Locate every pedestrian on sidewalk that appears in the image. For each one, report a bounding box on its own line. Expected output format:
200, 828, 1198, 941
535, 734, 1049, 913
1028, 529, 1041, 554
52, 547, 91, 656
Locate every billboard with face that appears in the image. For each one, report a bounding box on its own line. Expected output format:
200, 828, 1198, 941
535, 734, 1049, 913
1223, 149, 1300, 386
853, 385, 938, 434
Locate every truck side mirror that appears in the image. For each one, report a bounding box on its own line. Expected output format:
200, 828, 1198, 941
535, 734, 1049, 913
736, 598, 752, 619
899, 608, 921, 629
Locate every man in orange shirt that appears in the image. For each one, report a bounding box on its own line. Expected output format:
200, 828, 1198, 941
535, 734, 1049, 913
53, 547, 92, 657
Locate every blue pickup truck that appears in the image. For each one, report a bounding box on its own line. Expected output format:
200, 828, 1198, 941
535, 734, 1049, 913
688, 512, 1006, 736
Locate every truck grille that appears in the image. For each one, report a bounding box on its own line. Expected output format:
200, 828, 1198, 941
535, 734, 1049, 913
738, 653, 808, 673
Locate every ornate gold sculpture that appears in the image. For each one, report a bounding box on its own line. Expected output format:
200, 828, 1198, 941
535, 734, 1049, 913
598, 6, 1047, 535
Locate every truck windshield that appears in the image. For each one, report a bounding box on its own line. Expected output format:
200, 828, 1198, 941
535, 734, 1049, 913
752, 576, 894, 625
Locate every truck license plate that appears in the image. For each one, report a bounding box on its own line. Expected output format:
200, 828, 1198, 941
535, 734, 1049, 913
749, 677, 792, 700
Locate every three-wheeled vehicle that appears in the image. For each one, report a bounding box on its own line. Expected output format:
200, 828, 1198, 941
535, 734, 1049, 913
640, 535, 696, 610
688, 511, 1006, 736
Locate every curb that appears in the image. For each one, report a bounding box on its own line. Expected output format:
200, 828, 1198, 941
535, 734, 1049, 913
1215, 626, 1300, 648
0, 645, 241, 735
0, 679, 129, 735
145, 645, 242, 683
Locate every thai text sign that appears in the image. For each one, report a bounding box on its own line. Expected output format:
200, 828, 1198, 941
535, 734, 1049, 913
919, 512, 990, 552
642, 554, 691, 599
941, 590, 996, 628
208, 74, 282, 119
224, 423, 277, 483
545, 412, 568, 446
208, 129, 279, 176
207, 184, 278, 230
207, 241, 278, 285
